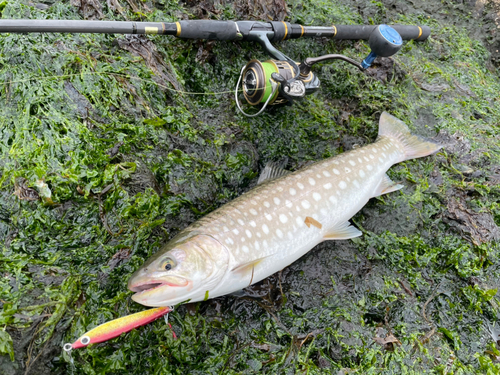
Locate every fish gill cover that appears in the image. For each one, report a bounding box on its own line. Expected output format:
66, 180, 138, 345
0, 0, 499, 374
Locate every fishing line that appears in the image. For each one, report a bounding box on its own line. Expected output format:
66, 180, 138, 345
0, 71, 259, 96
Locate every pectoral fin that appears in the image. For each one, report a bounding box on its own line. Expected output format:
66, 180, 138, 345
373, 174, 404, 197
231, 256, 270, 286
323, 221, 362, 240
231, 257, 269, 275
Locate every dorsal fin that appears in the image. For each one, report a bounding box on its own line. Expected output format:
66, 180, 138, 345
257, 162, 290, 185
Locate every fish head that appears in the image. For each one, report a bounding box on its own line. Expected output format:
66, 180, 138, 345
128, 233, 229, 307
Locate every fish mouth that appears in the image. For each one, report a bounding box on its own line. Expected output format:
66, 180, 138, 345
129, 277, 189, 294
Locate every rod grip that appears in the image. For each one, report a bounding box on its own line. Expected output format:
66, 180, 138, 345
177, 20, 239, 40
331, 24, 430, 41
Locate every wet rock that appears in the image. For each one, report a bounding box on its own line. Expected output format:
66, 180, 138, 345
116, 35, 181, 92
418, 82, 451, 92
64, 81, 104, 122
107, 141, 124, 159
13, 178, 39, 201
70, 0, 103, 19
182, 0, 288, 21
443, 189, 500, 245
365, 57, 406, 83
122, 159, 162, 196
363, 195, 422, 237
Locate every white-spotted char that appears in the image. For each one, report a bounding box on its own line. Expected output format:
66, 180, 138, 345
128, 113, 442, 306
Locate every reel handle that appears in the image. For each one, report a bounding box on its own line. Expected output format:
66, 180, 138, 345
361, 25, 403, 69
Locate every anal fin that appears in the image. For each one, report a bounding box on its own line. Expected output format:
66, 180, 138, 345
373, 174, 404, 197
323, 221, 362, 240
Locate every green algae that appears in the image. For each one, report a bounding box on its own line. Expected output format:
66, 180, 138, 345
0, 0, 499, 373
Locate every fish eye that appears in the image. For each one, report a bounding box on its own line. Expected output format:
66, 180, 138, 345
161, 257, 176, 271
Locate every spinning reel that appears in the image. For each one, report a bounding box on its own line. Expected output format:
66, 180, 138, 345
236, 24, 405, 116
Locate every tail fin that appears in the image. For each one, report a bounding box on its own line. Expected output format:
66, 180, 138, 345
378, 112, 442, 162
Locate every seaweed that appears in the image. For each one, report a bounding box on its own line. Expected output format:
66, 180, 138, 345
0, 0, 499, 373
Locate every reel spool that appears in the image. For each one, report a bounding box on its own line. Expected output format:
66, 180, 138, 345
242, 60, 297, 106
235, 59, 317, 117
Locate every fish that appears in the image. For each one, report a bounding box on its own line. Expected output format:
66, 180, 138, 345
64, 306, 171, 350
128, 112, 441, 307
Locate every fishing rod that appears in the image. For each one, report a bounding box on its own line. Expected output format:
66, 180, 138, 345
0, 20, 430, 116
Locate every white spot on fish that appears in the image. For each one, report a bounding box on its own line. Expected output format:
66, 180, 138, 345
263, 240, 268, 247
359, 170, 365, 178
249, 220, 256, 227
237, 219, 244, 225
251, 200, 257, 205
223, 226, 229, 232
297, 182, 304, 190
296, 217, 303, 226
353, 180, 360, 188
323, 182, 332, 189
379, 157, 384, 163
345, 167, 351, 173
367, 165, 373, 171
256, 232, 261, 238
364, 156, 369, 161
289, 188, 296, 195
274, 197, 281, 205
370, 154, 375, 159
246, 229, 252, 238
349, 160, 356, 166
254, 241, 260, 250
339, 181, 347, 189
329, 195, 337, 204
242, 246, 249, 253
285, 200, 293, 208
262, 224, 269, 234
225, 238, 234, 245
313, 192, 321, 201
358, 158, 362, 163
250, 208, 258, 215
308, 177, 316, 186
301, 200, 311, 209
373, 148, 377, 153
279, 214, 288, 223
323, 171, 331, 177
320, 208, 328, 215
276, 229, 283, 238
264, 201, 270, 208
241, 237, 245, 242
333, 168, 340, 175
265, 213, 272, 221
382, 152, 387, 158
316, 174, 322, 179
287, 231, 293, 239
232, 229, 239, 235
